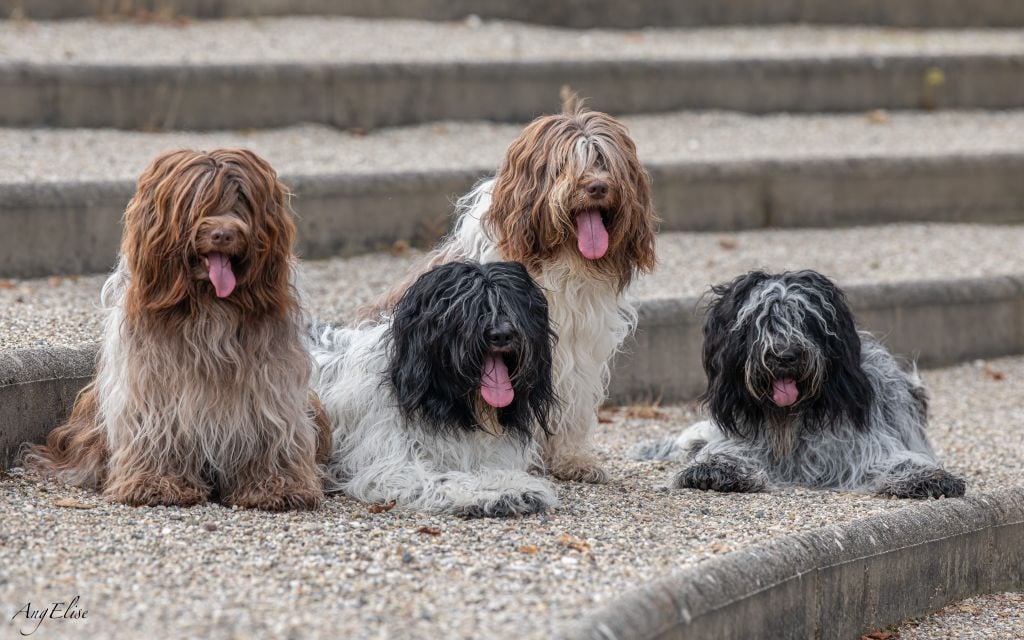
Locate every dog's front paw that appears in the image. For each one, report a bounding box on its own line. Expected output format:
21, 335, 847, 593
548, 455, 609, 484
880, 467, 967, 499
671, 457, 765, 493
223, 474, 324, 512
106, 474, 209, 507
457, 489, 557, 519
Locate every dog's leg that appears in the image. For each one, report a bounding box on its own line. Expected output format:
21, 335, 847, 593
671, 454, 768, 493
542, 383, 609, 483
222, 440, 324, 512
876, 461, 967, 499
666, 423, 768, 493
104, 443, 210, 508
434, 470, 558, 518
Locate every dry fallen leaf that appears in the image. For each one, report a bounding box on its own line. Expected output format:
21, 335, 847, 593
390, 239, 410, 256
0, 280, 15, 289
417, 526, 441, 536
559, 534, 590, 553
625, 402, 666, 420
982, 365, 1006, 381
368, 500, 397, 514
47, 276, 63, 287
866, 109, 890, 124
718, 236, 738, 250
860, 630, 898, 640
710, 543, 730, 554
518, 544, 539, 554
54, 498, 94, 509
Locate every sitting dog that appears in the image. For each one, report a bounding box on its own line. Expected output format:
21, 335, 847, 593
25, 149, 330, 510
635, 270, 966, 499
362, 95, 658, 484
312, 261, 558, 517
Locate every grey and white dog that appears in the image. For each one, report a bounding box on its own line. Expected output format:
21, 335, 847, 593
635, 270, 966, 499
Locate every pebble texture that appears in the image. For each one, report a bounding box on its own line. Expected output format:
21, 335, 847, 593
3, 19, 1024, 65
5, 110, 1024, 184
2, 223, 1024, 351
897, 592, 1024, 639
1, 356, 1020, 639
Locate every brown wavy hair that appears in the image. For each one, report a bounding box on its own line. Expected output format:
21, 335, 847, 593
485, 95, 658, 291
122, 148, 297, 328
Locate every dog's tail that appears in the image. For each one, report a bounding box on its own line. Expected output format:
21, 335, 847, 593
21, 382, 109, 489
631, 421, 718, 461
630, 434, 683, 461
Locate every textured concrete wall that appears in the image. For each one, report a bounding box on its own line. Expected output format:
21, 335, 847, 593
6, 0, 1024, 27
6, 154, 1024, 278
5, 57, 1024, 131
0, 344, 97, 466
563, 487, 1024, 639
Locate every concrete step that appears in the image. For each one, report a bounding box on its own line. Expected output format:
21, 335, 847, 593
3, 19, 1024, 130
5, 110, 1024, 278
6, 0, 1024, 29
3, 223, 1024, 462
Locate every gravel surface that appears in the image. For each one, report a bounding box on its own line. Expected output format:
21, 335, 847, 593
5, 109, 1024, 185
2, 19, 1024, 65
2, 223, 1024, 352
1, 354, 1020, 639
896, 592, 1024, 639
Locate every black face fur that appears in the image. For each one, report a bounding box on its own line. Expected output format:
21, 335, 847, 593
700, 270, 875, 440
386, 261, 557, 440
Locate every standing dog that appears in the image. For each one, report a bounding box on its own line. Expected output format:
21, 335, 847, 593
313, 261, 558, 517
365, 96, 658, 483
636, 270, 966, 499
25, 149, 330, 510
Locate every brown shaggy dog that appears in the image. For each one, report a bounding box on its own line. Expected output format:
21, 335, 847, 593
25, 149, 330, 510
365, 95, 658, 483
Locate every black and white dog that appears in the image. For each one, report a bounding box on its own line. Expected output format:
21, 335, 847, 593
311, 261, 558, 516
636, 270, 966, 499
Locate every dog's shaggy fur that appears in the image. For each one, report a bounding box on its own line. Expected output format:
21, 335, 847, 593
363, 96, 658, 483
636, 270, 966, 499
313, 261, 559, 517
24, 149, 330, 510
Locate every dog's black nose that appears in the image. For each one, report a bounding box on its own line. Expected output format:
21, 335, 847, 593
486, 322, 514, 348
775, 351, 801, 368
585, 179, 609, 200
210, 227, 235, 246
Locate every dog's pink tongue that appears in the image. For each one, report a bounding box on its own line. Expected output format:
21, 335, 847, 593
575, 209, 609, 260
481, 353, 514, 408
772, 378, 799, 407
205, 252, 236, 298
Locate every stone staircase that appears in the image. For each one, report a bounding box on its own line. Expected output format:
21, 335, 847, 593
2, 2, 1024, 463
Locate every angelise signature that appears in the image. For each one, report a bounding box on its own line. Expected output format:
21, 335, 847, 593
10, 596, 88, 636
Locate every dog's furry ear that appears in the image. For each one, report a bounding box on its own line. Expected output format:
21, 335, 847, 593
700, 271, 773, 437
599, 116, 658, 288
386, 262, 481, 433
790, 271, 875, 430
122, 150, 197, 318
486, 117, 562, 269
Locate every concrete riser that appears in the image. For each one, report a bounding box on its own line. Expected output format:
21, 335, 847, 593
565, 488, 1024, 639
4, 58, 1024, 130
5, 155, 1024, 278
6, 0, 1024, 28
3, 276, 1022, 467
